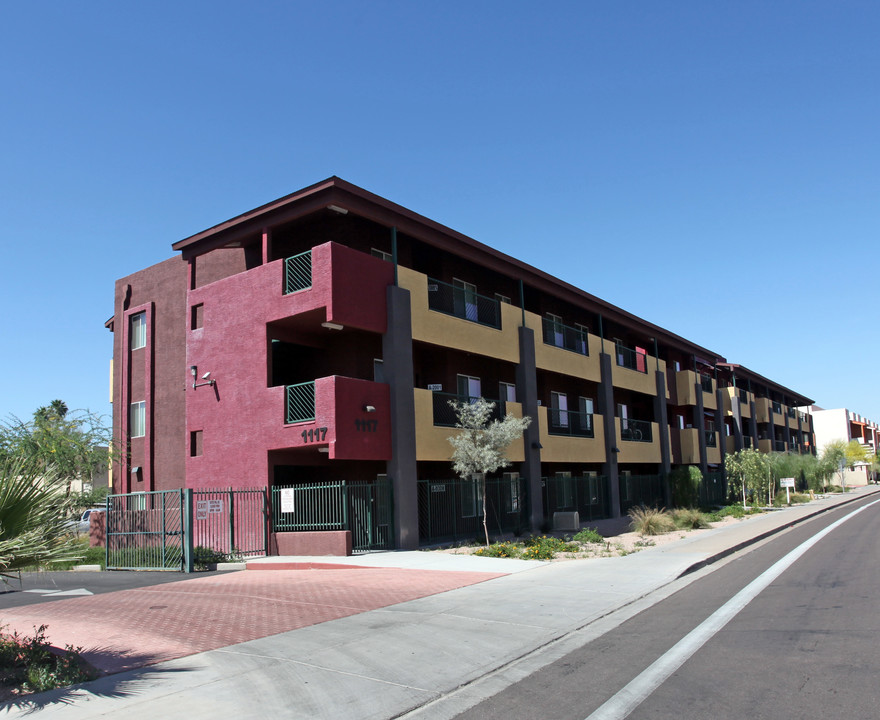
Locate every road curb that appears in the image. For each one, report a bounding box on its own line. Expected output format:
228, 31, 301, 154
679, 490, 877, 578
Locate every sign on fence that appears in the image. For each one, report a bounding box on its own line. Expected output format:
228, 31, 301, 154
280, 487, 295, 513
195, 499, 223, 520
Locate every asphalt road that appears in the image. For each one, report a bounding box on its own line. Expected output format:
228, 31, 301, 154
0, 569, 224, 608
454, 494, 880, 720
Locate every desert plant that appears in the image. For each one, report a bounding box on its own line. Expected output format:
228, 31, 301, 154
573, 527, 604, 544
672, 508, 711, 529
628, 506, 675, 535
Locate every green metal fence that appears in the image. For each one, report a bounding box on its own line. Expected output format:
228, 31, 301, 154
542, 475, 611, 522
618, 474, 665, 513
106, 488, 269, 571
286, 381, 316, 424
284, 250, 312, 294
417, 476, 529, 545
698, 471, 726, 506
270, 478, 393, 553
106, 489, 189, 571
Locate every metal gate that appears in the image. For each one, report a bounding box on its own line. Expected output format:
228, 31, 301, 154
106, 489, 188, 571
106, 488, 269, 571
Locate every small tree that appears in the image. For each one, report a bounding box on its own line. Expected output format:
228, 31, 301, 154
448, 398, 531, 546
725, 448, 771, 508
0, 402, 111, 499
669, 466, 702, 508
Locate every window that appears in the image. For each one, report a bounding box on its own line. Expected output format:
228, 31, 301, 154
130, 312, 146, 350
191, 304, 204, 330
457, 374, 481, 402
556, 471, 574, 509
453, 279, 478, 322
130, 401, 146, 438
617, 403, 629, 431
551, 391, 568, 428
461, 474, 484, 518
504, 472, 520, 513
371, 248, 392, 262
547, 313, 564, 348
578, 397, 594, 435
575, 323, 589, 355
499, 382, 517, 403
190, 430, 203, 457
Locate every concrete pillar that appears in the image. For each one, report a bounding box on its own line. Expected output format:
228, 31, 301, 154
654, 369, 671, 506
383, 285, 419, 549
598, 353, 621, 518
516, 326, 544, 531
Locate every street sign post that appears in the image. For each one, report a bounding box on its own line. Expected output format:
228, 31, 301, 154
781, 477, 795, 503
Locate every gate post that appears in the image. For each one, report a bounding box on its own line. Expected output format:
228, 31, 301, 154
183, 488, 194, 573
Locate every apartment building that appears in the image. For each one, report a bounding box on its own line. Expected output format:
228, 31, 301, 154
801, 406, 878, 486
107, 177, 815, 551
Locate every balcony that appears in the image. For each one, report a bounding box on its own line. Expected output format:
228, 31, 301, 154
705, 430, 717, 448
548, 408, 595, 438
771, 401, 782, 415
426, 278, 500, 329
542, 318, 588, 356
280, 376, 391, 461
620, 418, 653, 443
615, 343, 648, 374
699, 375, 714, 394
754, 397, 771, 423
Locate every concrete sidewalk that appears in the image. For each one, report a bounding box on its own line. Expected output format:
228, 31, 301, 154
7, 487, 877, 719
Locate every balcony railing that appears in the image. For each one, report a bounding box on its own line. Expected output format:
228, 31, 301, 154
699, 375, 714, 393
743, 436, 752, 449
548, 408, 595, 438
620, 418, 652, 443
427, 278, 500, 328
284, 250, 313, 294
774, 440, 787, 451
739, 389, 749, 404
705, 431, 717, 448
542, 318, 589, 356
285, 382, 316, 424
615, 343, 647, 373
772, 401, 782, 414
787, 407, 796, 419
431, 392, 503, 427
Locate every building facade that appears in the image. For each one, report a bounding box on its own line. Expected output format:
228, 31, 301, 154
107, 177, 815, 550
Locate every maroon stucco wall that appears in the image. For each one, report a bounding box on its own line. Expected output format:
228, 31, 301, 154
111, 256, 188, 493
183, 241, 394, 490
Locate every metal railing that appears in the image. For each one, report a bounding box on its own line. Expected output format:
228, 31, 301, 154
426, 278, 501, 328
787, 407, 796, 418
774, 440, 787, 451
772, 401, 782, 414
285, 382, 316, 424
284, 250, 312, 294
548, 408, 595, 438
542, 318, 588, 355
618, 474, 665, 513
418, 476, 529, 544
620, 418, 653, 443
743, 436, 753, 448
192, 488, 267, 558
271, 479, 393, 553
699, 375, 714, 393
431, 392, 502, 427
615, 343, 647, 373
698, 471, 726, 507
543, 475, 611, 521
739, 389, 749, 404
705, 431, 717, 448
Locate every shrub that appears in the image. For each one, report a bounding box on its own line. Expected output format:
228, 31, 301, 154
672, 508, 711, 529
474, 542, 520, 558
573, 527, 604, 544
0, 624, 97, 696
628, 506, 675, 535
670, 466, 702, 508
773, 490, 811, 506
193, 546, 228, 569
521, 535, 579, 559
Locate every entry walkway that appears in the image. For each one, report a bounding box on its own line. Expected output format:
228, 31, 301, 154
4, 487, 876, 718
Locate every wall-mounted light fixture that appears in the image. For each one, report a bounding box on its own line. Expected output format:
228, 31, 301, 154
318, 447, 330, 453
327, 205, 349, 215
611, 447, 621, 453
190, 365, 216, 389
131, 466, 141, 474
531, 442, 543, 450
321, 321, 344, 331
363, 405, 376, 413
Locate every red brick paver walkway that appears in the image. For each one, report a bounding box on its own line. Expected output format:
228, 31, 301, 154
0, 568, 503, 674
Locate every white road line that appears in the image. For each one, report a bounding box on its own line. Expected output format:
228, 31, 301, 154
586, 498, 880, 720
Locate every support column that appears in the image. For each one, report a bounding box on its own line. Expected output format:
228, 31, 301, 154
599, 353, 621, 518
750, 400, 759, 448
695, 381, 708, 475
654, 369, 671, 506
383, 285, 419, 550
715, 387, 725, 465
516, 325, 543, 532
731, 395, 744, 451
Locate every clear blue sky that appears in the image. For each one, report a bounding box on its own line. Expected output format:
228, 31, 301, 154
1, 1, 877, 427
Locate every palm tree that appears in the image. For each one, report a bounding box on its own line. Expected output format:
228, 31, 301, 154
0, 455, 81, 577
